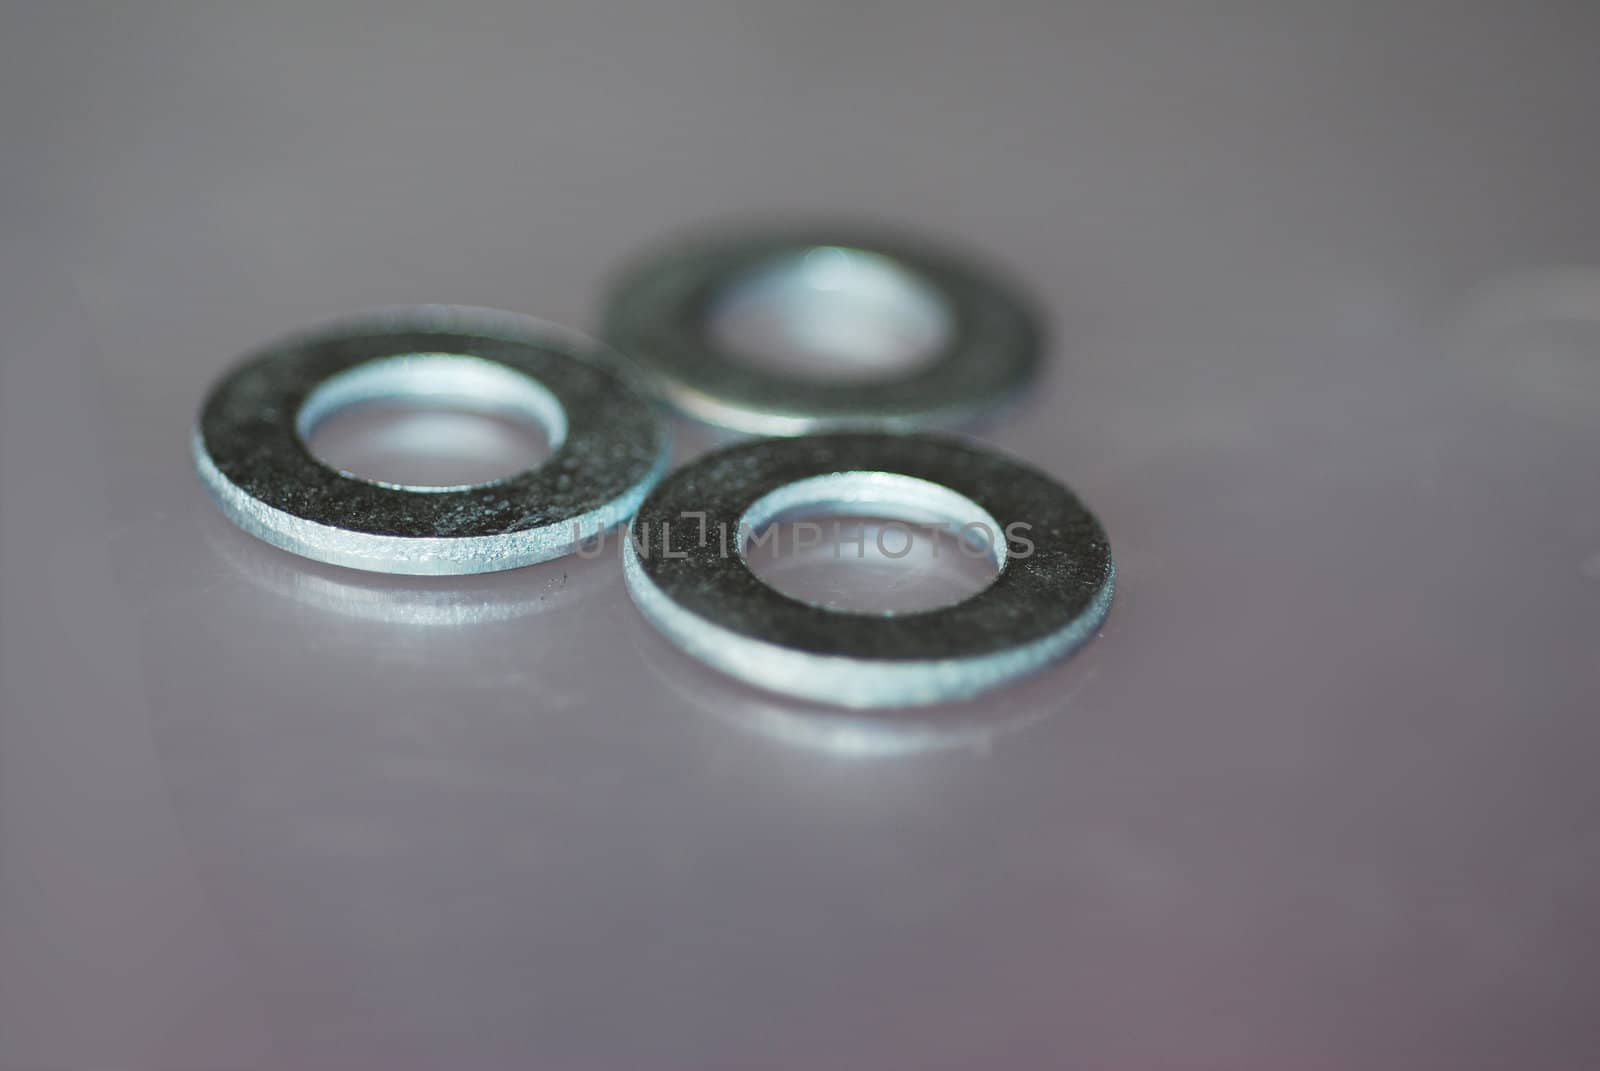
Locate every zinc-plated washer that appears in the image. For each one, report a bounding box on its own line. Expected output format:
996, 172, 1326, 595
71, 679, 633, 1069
604, 229, 1042, 435
623, 433, 1113, 708
194, 306, 670, 575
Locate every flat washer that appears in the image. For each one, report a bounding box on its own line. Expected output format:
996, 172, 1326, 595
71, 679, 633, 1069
194, 305, 670, 575
623, 433, 1113, 707
603, 228, 1042, 435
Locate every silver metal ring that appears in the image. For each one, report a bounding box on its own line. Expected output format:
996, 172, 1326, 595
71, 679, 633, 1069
604, 228, 1041, 435
194, 306, 670, 575
623, 433, 1113, 707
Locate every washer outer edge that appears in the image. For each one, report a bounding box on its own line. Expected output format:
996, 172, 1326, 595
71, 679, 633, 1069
625, 537, 1113, 708
196, 429, 669, 575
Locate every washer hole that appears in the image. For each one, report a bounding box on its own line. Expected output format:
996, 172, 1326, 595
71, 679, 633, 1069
706, 247, 952, 383
739, 472, 1005, 615
297, 354, 566, 491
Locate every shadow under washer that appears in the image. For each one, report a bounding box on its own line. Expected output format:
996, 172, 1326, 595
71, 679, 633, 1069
194, 306, 670, 575
623, 433, 1114, 708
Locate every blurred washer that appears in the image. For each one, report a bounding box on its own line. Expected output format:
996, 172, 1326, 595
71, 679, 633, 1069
604, 228, 1042, 435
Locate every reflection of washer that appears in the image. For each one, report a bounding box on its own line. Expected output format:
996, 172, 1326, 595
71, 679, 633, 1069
623, 434, 1114, 708
604, 230, 1041, 435
197, 496, 620, 627
194, 306, 669, 575
628, 607, 1090, 759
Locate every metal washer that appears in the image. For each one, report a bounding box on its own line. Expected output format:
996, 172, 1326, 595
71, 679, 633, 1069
604, 229, 1042, 435
623, 433, 1114, 708
194, 306, 670, 575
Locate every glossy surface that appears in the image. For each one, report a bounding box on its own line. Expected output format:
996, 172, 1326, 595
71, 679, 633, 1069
3, 4, 1598, 1068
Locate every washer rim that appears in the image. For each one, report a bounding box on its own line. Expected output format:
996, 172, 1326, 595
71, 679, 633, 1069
623, 433, 1114, 708
604, 228, 1042, 435
195, 305, 670, 575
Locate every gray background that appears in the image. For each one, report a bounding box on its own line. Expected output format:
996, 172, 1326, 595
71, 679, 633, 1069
3, 2, 1598, 1068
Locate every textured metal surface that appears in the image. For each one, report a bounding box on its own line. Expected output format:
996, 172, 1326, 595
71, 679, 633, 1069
604, 228, 1041, 435
195, 307, 670, 574
624, 433, 1114, 706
